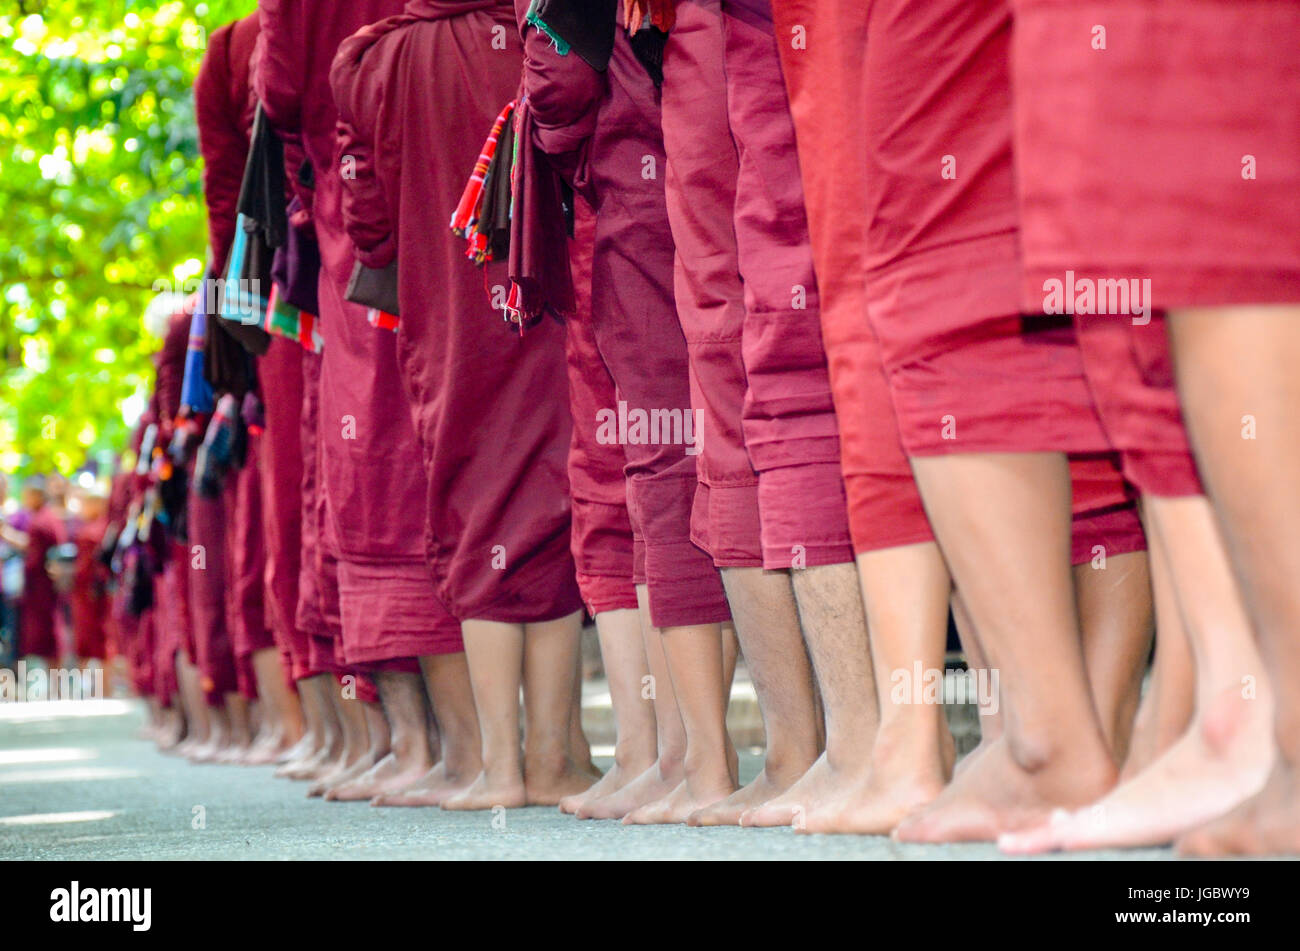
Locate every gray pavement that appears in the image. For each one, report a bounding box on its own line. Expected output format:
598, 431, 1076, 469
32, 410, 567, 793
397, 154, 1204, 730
0, 699, 1174, 861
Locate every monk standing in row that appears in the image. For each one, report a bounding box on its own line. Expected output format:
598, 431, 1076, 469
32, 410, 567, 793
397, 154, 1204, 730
259, 0, 492, 803
331, 0, 594, 809
1001, 0, 1296, 856
761, 0, 1155, 835
70, 486, 111, 668
191, 12, 293, 765
625, 0, 860, 825
8, 477, 64, 667
513, 0, 744, 822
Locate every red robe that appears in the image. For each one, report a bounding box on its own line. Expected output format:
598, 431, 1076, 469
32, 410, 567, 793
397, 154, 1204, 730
517, 1, 729, 625
194, 14, 259, 272
770, 0, 1144, 562
258, 335, 311, 681
225, 436, 272, 699
71, 516, 110, 660
564, 197, 638, 617
189, 15, 267, 702
660, 0, 853, 571
331, 0, 580, 623
259, 0, 460, 667
149, 308, 192, 706
18, 506, 63, 661
1010, 1, 1299, 497
1014, 0, 1300, 314
769, 0, 933, 554
847, 0, 1111, 459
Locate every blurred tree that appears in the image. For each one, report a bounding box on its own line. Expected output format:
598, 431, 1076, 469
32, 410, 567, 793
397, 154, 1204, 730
0, 0, 254, 482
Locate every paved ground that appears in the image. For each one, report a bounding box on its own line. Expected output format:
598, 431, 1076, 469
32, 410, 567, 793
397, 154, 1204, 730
0, 699, 1175, 861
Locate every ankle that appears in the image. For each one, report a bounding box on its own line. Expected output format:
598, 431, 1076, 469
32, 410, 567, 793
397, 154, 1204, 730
612, 742, 657, 773
683, 746, 732, 784
759, 747, 818, 780
388, 728, 428, 761
442, 744, 483, 779
1007, 724, 1114, 779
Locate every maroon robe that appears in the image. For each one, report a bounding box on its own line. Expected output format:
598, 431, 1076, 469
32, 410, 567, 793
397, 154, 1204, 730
1015, 1, 1300, 314
769, 0, 934, 555
151, 541, 185, 708
225, 436, 272, 700
71, 515, 109, 660
110, 429, 157, 698
661, 0, 854, 571
769, 0, 1146, 565
187, 477, 239, 703
1010, 1, 1298, 497
190, 16, 265, 702
102, 469, 133, 662
564, 197, 637, 618
120, 421, 161, 698
130, 607, 158, 699
331, 0, 580, 623
194, 14, 259, 272
258, 336, 313, 680
517, 1, 729, 626
296, 349, 342, 675
845, 0, 1111, 460
259, 0, 462, 665
18, 505, 63, 661
150, 309, 192, 702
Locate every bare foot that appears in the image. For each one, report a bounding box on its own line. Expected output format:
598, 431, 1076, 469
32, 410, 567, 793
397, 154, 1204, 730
325, 752, 433, 802
1119, 690, 1161, 782
688, 766, 799, 827
1001, 686, 1274, 854
169, 734, 203, 759
243, 730, 289, 766
371, 762, 478, 807
800, 768, 945, 836
558, 758, 648, 815
280, 738, 340, 782
309, 748, 384, 798
187, 729, 232, 764
623, 773, 737, 826
273, 733, 318, 774
742, 754, 838, 828
155, 711, 185, 751
1178, 760, 1300, 857
895, 734, 1116, 843
576, 759, 683, 821
746, 717, 951, 834
214, 742, 253, 765
525, 754, 598, 806
441, 770, 527, 811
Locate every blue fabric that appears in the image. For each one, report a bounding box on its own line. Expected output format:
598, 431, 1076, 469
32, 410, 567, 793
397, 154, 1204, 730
180, 309, 215, 414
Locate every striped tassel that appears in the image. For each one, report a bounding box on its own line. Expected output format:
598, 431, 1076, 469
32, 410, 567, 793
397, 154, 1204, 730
367, 308, 401, 332
264, 282, 323, 353
450, 98, 516, 266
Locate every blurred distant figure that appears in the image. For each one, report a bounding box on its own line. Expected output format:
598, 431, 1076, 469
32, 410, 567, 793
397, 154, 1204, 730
46, 471, 79, 657
0, 472, 19, 668
71, 487, 112, 667
2, 476, 66, 665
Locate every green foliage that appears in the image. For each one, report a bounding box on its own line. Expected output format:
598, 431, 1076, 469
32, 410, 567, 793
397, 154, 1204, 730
0, 0, 255, 481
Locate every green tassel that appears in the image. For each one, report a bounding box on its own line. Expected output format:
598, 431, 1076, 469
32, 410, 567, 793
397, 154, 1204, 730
527, 7, 570, 56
